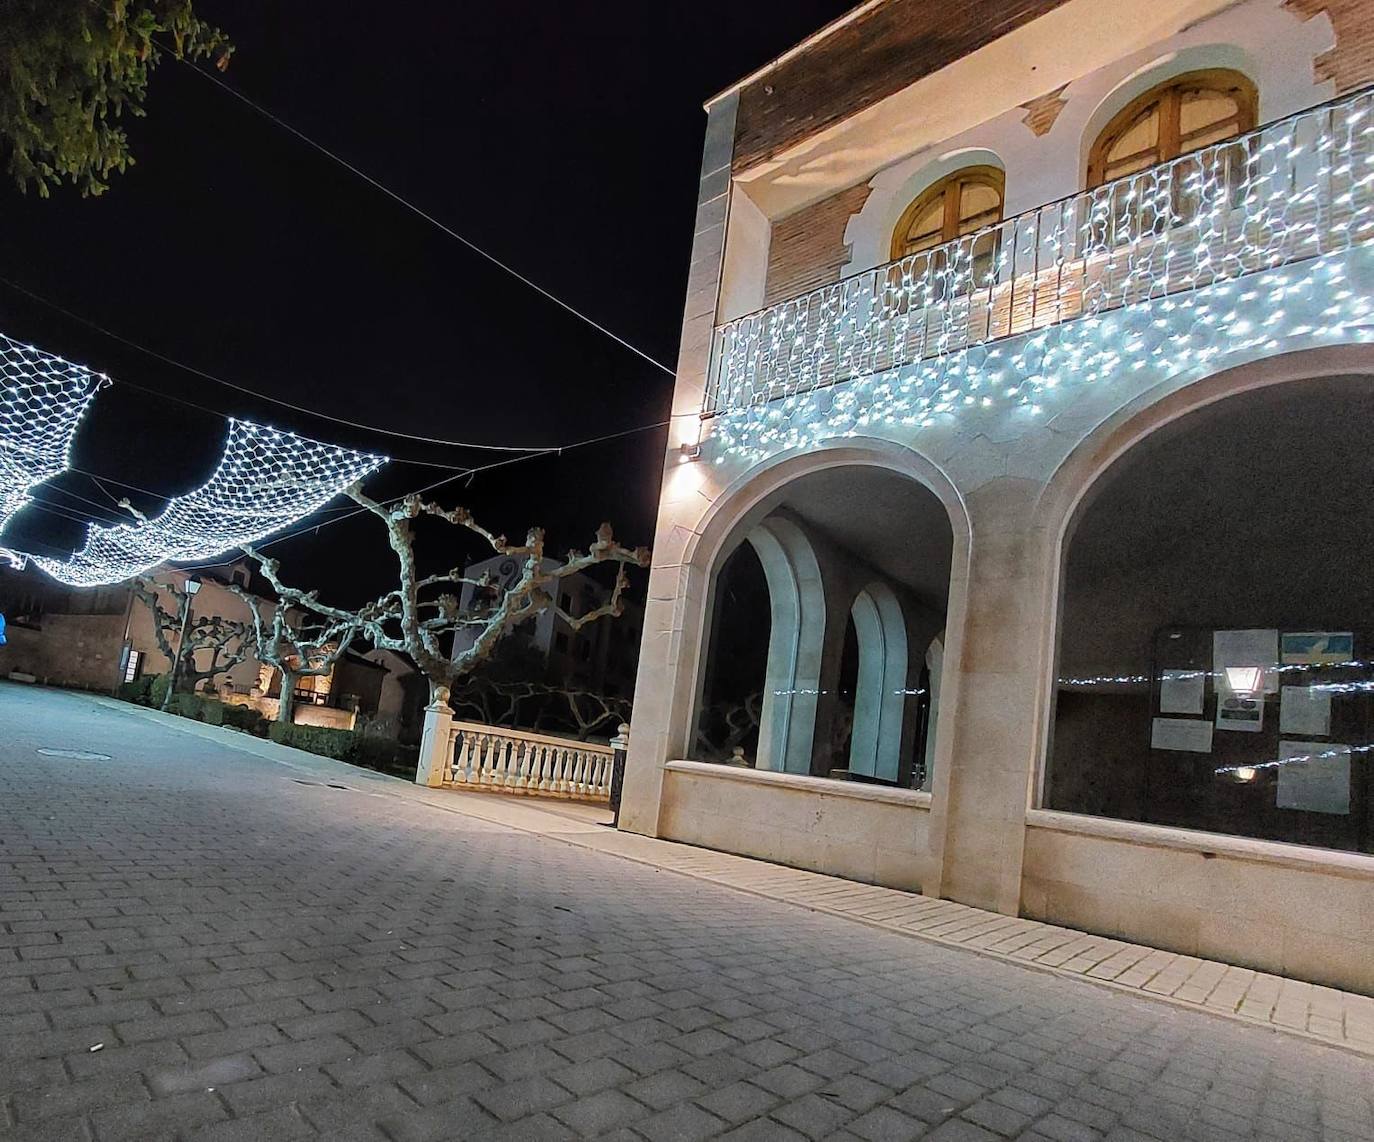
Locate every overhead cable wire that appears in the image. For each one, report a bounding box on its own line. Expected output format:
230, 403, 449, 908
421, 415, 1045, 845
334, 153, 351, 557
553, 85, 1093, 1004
171, 52, 677, 380
0, 274, 545, 457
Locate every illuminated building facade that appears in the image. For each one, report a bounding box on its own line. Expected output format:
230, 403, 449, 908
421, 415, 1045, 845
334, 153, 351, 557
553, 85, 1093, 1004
620, 0, 1374, 993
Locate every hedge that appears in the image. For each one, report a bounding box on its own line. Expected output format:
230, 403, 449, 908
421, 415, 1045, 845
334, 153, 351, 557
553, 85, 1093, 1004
268, 721, 353, 759
268, 722, 416, 775
118, 675, 156, 705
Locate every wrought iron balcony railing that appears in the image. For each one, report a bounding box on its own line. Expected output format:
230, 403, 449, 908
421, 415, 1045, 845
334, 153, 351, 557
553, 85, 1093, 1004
705, 87, 1374, 417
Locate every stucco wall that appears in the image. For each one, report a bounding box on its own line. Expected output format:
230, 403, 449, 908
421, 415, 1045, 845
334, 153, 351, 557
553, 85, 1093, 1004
0, 614, 128, 690
661, 762, 935, 892
1022, 813, 1374, 992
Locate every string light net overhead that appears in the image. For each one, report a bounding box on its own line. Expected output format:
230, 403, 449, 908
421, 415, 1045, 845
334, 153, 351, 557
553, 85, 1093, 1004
0, 333, 108, 534
34, 419, 387, 587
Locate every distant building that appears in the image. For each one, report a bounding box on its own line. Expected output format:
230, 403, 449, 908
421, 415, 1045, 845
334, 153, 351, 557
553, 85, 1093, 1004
0, 559, 420, 733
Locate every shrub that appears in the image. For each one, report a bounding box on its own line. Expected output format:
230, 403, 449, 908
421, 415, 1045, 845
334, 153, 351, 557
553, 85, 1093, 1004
169, 692, 205, 721
351, 735, 416, 777
221, 704, 268, 736
118, 674, 155, 705
149, 673, 171, 710
197, 698, 226, 726
268, 721, 354, 759
267, 722, 416, 775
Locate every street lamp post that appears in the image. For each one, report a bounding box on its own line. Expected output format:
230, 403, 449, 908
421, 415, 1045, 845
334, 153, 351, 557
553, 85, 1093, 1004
162, 576, 202, 711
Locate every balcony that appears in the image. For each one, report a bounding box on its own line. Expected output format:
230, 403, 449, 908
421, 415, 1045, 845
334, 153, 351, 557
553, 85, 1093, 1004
705, 88, 1374, 418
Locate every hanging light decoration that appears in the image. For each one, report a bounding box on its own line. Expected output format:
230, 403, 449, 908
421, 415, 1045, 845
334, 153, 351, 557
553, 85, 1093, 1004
704, 90, 1374, 461
33, 419, 386, 587
0, 333, 108, 536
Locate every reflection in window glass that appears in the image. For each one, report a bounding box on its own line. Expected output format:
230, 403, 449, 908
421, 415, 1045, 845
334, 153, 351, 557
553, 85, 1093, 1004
1046, 377, 1374, 855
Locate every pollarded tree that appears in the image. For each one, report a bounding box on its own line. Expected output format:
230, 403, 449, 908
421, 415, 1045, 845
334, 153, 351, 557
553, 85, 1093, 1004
246, 483, 650, 709
0, 1, 233, 196
230, 589, 362, 725
130, 577, 255, 709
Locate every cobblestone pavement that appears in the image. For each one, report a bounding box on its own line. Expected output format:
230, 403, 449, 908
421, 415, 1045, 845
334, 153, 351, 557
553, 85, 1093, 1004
2, 684, 1372, 1142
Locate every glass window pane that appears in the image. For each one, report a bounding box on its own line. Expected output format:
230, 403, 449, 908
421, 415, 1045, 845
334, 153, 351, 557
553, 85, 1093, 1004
1046, 377, 1374, 856
1181, 121, 1242, 152
903, 196, 947, 253
1103, 152, 1160, 182
1180, 90, 1238, 135
1107, 108, 1159, 165
958, 182, 1001, 223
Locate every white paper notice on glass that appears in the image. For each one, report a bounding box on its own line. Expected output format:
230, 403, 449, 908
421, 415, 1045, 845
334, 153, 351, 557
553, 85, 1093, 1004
1159, 669, 1205, 715
1279, 685, 1332, 736
1216, 694, 1264, 732
1276, 740, 1351, 815
1214, 629, 1279, 693
1151, 717, 1213, 753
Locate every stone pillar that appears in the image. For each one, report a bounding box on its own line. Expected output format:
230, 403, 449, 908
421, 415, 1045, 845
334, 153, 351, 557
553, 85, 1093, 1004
617, 92, 739, 835
415, 699, 454, 788
931, 478, 1045, 914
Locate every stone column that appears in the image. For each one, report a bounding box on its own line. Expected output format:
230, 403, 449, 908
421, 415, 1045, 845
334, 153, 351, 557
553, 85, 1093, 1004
415, 699, 454, 788
931, 478, 1047, 914
618, 92, 739, 835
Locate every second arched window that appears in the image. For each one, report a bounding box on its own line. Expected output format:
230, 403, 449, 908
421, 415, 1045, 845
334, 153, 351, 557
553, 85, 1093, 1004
890, 166, 1005, 261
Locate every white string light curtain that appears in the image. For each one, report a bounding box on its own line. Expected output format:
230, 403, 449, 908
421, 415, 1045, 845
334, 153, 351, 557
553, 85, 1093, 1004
34, 419, 387, 587
0, 333, 107, 535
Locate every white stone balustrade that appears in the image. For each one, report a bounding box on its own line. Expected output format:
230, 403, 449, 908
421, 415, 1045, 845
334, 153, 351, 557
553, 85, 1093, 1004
421, 719, 615, 802
706, 88, 1374, 419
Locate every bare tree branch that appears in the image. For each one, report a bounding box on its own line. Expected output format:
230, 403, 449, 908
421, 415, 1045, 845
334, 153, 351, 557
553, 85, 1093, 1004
241, 485, 650, 708
131, 577, 256, 709
230, 586, 361, 724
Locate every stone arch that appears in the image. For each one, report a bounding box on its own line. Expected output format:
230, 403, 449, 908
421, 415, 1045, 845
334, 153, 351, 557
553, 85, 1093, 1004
1028, 342, 1374, 805
847, 582, 908, 782
747, 516, 826, 774
683, 438, 971, 786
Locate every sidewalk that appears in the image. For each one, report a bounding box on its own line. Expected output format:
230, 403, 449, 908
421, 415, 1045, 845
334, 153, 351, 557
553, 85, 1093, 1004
89, 691, 1374, 1060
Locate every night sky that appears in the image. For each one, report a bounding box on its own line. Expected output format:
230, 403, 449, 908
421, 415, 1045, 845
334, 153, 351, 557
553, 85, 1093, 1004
1, 0, 852, 603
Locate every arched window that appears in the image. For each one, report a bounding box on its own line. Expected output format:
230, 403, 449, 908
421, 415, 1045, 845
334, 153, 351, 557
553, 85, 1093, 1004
1088, 70, 1257, 187
890, 166, 1005, 261
1046, 375, 1374, 856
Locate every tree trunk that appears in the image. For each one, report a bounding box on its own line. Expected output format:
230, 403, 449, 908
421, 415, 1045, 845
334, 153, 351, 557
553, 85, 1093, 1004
160, 653, 190, 711
278, 670, 299, 724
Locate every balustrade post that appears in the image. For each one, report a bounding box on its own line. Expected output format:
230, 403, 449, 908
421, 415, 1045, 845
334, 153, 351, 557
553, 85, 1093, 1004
415, 696, 454, 787
609, 723, 630, 827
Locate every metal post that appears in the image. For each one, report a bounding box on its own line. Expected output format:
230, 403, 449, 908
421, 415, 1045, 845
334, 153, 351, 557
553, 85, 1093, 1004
162, 597, 194, 711
608, 723, 630, 827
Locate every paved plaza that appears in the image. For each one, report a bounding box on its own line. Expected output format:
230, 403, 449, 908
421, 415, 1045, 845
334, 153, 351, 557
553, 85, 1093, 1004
1, 684, 1372, 1141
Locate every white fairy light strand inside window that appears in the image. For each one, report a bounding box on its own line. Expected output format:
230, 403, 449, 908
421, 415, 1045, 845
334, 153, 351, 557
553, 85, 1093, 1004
0, 333, 108, 535
34, 419, 387, 587
704, 88, 1374, 457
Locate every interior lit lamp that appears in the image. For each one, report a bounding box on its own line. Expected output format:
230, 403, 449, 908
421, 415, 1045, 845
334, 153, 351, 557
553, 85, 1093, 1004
1224, 665, 1263, 694
1223, 667, 1263, 784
